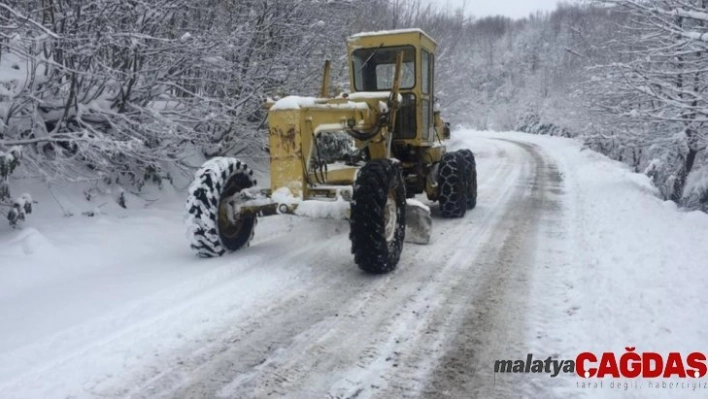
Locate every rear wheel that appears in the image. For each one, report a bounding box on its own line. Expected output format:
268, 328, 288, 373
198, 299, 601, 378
458, 149, 478, 209
185, 157, 257, 257
350, 159, 406, 274
438, 151, 467, 218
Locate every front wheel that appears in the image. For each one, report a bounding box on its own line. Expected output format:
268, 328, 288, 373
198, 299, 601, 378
350, 159, 406, 274
185, 157, 257, 257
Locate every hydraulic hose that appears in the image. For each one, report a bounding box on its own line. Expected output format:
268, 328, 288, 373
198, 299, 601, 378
346, 114, 387, 141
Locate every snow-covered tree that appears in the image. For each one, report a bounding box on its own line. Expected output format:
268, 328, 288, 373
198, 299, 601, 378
593, 0, 708, 204
0, 0, 368, 224
1, 0, 706, 220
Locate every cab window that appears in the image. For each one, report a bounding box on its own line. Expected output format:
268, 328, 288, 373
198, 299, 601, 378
352, 46, 416, 91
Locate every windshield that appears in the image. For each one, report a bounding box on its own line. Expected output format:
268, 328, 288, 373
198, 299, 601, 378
352, 46, 416, 91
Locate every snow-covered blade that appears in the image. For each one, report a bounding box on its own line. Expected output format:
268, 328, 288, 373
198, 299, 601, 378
405, 199, 432, 244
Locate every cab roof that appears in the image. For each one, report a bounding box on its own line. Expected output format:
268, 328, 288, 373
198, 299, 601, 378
348, 29, 437, 44
347, 28, 438, 51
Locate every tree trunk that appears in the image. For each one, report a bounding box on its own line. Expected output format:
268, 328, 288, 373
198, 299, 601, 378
671, 130, 698, 204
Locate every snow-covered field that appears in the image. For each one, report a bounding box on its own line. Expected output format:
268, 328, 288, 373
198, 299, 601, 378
1, 130, 707, 398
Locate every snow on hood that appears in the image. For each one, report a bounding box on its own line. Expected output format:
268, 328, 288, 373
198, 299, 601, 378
270, 96, 371, 111
270, 96, 318, 111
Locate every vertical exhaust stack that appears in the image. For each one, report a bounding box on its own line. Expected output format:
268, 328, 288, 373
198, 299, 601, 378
320, 60, 332, 98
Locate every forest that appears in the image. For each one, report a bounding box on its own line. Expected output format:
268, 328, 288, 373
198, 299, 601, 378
1, 0, 707, 225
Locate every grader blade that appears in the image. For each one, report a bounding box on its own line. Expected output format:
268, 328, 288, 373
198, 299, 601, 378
405, 200, 432, 245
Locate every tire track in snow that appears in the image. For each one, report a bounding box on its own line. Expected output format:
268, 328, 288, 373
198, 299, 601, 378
216, 147, 526, 399
420, 140, 564, 398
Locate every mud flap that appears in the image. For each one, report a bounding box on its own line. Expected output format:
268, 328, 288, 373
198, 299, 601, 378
405, 199, 432, 245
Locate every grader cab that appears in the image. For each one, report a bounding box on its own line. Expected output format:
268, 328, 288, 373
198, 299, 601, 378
185, 29, 477, 274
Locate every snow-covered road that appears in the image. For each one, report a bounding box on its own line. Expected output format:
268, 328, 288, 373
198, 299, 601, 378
2, 131, 708, 398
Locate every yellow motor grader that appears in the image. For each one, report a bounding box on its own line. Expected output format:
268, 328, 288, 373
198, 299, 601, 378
185, 29, 477, 274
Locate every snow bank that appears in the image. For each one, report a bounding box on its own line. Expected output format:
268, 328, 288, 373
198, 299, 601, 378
0, 186, 314, 398
683, 165, 708, 210
459, 130, 708, 398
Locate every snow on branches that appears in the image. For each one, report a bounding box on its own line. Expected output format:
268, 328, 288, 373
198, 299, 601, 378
0, 0, 365, 222
592, 0, 708, 204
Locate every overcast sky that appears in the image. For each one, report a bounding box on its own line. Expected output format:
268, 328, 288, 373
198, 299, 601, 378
420, 0, 566, 20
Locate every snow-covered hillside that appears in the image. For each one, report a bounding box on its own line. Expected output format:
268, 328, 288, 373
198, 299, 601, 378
1, 130, 707, 398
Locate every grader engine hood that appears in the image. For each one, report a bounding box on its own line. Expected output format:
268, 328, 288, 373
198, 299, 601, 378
266, 93, 396, 198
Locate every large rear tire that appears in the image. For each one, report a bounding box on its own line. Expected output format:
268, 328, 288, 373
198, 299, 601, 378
438, 151, 468, 218
458, 149, 478, 210
350, 159, 406, 274
185, 157, 257, 257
